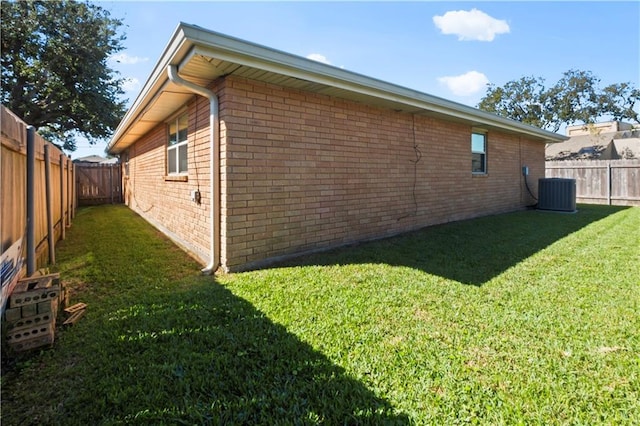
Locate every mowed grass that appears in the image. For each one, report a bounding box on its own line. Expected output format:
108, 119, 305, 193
1, 204, 638, 424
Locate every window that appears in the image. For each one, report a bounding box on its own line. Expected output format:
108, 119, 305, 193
471, 132, 487, 174
168, 113, 188, 174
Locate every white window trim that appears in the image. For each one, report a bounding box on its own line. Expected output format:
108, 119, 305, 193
167, 113, 188, 175
471, 131, 487, 175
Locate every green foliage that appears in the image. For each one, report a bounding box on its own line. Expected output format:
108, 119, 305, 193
478, 76, 548, 129
478, 69, 640, 132
598, 82, 640, 124
2, 205, 639, 424
0, 0, 127, 151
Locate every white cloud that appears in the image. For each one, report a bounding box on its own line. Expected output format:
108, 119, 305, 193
433, 9, 510, 41
109, 52, 149, 65
438, 71, 489, 96
121, 77, 141, 93
306, 53, 332, 65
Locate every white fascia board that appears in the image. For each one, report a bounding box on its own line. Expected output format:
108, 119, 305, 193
182, 23, 566, 143
109, 22, 566, 153
108, 24, 195, 153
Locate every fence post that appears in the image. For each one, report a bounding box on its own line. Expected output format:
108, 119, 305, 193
60, 153, 66, 240
44, 144, 55, 264
110, 164, 114, 204
26, 126, 36, 276
67, 160, 72, 225
72, 163, 77, 219
607, 162, 612, 206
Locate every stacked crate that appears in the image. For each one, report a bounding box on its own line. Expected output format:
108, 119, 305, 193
4, 273, 62, 352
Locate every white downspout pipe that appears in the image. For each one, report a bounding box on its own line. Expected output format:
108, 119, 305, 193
167, 65, 220, 274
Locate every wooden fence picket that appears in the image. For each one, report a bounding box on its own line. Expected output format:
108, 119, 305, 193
1, 105, 74, 310
546, 159, 640, 206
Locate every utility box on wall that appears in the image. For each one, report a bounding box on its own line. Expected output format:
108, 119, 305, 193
538, 178, 577, 212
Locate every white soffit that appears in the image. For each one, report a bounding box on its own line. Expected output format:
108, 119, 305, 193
108, 23, 566, 154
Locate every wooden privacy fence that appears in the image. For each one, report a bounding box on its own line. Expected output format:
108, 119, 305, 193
1, 105, 75, 310
546, 159, 640, 206
76, 163, 122, 206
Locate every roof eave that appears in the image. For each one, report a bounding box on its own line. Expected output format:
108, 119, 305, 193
108, 23, 566, 154
181, 23, 565, 143
108, 24, 195, 154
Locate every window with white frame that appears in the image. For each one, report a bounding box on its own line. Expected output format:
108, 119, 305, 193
168, 113, 188, 174
471, 131, 487, 174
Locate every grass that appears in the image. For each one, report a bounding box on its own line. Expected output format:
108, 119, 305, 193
2, 204, 639, 424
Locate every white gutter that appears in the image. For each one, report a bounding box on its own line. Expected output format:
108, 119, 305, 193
167, 65, 219, 274
108, 23, 565, 156
181, 24, 566, 143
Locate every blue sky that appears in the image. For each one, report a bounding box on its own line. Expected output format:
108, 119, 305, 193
74, 1, 640, 158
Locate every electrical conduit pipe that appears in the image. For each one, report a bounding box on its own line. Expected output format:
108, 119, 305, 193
167, 65, 220, 274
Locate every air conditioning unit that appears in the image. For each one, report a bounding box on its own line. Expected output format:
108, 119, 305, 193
538, 178, 576, 212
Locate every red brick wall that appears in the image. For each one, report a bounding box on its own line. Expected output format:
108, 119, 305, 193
124, 95, 214, 265
219, 76, 545, 270
125, 75, 544, 271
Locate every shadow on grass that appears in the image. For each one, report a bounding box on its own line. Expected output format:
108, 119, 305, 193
90, 280, 409, 423
2, 205, 409, 424
278, 205, 629, 286
4, 279, 409, 424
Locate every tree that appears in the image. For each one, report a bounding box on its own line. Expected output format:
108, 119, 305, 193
477, 76, 550, 129
478, 69, 640, 133
598, 82, 640, 124
1, 0, 127, 151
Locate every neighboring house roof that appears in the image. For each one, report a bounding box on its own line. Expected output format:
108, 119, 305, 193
73, 155, 118, 164
74, 155, 106, 163
546, 124, 640, 160
108, 23, 566, 154
613, 137, 640, 159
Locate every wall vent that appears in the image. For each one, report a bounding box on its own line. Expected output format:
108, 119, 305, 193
538, 178, 577, 212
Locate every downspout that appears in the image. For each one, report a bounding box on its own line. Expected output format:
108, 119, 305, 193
167, 65, 220, 274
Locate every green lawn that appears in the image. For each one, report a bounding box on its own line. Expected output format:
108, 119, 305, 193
2, 204, 639, 425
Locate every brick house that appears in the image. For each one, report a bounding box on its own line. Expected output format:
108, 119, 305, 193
107, 23, 566, 273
